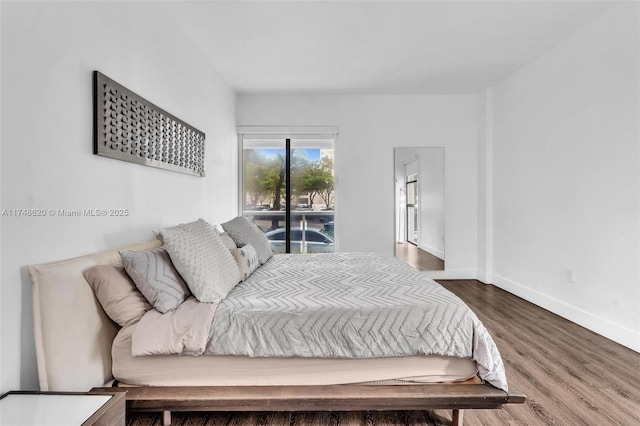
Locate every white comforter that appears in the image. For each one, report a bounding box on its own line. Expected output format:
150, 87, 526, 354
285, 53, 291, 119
133, 252, 508, 392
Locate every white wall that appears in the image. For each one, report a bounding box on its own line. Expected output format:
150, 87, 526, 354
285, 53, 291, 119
1, 2, 238, 392
489, 2, 640, 351
477, 89, 493, 283
237, 95, 477, 277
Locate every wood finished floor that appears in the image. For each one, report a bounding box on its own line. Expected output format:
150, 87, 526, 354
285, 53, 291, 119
395, 243, 444, 271
126, 280, 640, 426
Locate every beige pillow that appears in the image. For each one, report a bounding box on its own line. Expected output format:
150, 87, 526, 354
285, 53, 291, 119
82, 264, 152, 327
158, 219, 241, 303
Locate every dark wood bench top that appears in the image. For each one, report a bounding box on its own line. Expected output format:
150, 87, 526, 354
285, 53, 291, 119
92, 384, 525, 412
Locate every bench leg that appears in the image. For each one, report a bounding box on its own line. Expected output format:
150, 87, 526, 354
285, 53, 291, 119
452, 409, 464, 426
163, 410, 171, 426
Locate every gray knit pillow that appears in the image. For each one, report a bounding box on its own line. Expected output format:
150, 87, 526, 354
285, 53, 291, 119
120, 247, 190, 313
221, 216, 272, 264
158, 219, 241, 303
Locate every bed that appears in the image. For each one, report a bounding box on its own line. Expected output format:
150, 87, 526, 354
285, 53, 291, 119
28, 222, 525, 425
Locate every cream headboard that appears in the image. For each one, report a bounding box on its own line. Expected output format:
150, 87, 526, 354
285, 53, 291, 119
28, 239, 162, 391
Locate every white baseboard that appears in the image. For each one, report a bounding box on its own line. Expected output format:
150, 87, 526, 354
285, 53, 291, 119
476, 270, 492, 284
417, 243, 444, 260
493, 274, 640, 353
422, 269, 477, 280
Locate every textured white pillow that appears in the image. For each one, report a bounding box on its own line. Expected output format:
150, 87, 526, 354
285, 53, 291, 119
217, 231, 238, 253
234, 244, 260, 281
120, 247, 191, 313
158, 219, 241, 303
221, 216, 272, 264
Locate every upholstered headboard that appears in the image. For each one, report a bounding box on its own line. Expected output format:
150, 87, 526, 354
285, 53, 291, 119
28, 239, 162, 391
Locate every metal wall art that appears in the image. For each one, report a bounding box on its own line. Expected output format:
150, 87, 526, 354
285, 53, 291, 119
93, 71, 206, 177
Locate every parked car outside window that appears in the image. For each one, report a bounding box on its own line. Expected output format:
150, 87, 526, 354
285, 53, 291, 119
264, 227, 334, 254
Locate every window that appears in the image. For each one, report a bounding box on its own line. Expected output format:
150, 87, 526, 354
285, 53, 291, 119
238, 127, 337, 254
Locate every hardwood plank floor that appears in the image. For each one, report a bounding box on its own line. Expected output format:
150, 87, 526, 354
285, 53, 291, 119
126, 410, 446, 426
395, 243, 444, 271
126, 280, 640, 426
437, 280, 640, 426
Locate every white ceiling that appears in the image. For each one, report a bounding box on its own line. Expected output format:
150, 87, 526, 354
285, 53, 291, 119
166, 0, 620, 95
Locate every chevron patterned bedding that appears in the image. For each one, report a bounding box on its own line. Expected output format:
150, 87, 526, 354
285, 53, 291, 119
206, 252, 508, 391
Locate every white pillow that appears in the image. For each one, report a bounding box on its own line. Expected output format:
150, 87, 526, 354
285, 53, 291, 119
234, 244, 260, 281
157, 219, 241, 303
216, 231, 238, 253
221, 216, 272, 264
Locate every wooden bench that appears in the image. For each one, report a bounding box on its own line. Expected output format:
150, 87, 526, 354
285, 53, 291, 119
92, 384, 526, 426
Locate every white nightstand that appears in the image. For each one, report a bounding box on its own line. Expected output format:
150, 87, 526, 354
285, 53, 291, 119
0, 391, 125, 425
